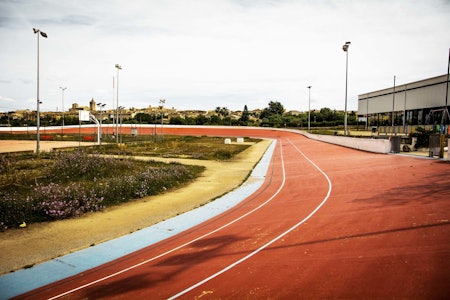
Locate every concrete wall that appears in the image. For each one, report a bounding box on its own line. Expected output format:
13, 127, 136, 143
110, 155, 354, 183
296, 131, 392, 154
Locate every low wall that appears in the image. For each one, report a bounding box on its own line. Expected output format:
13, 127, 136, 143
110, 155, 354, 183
298, 131, 392, 154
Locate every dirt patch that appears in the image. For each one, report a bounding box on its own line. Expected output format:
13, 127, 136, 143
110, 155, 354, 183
0, 140, 95, 154
0, 139, 271, 274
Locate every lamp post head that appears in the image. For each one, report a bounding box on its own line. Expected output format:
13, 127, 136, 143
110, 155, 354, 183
33, 28, 47, 38
307, 86, 311, 89
342, 41, 351, 52
115, 64, 122, 70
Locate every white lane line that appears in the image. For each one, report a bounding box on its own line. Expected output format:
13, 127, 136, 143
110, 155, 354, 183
168, 138, 332, 299
48, 140, 286, 300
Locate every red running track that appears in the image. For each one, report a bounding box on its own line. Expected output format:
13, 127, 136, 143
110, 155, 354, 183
15, 128, 450, 299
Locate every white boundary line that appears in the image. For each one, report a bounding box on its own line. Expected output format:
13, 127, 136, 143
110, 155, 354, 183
168, 137, 333, 299
48, 140, 286, 300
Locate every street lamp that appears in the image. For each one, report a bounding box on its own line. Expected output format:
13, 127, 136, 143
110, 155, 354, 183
33, 28, 47, 154
307, 86, 312, 133
115, 64, 122, 143
59, 86, 66, 136
342, 41, 351, 136
97, 103, 106, 144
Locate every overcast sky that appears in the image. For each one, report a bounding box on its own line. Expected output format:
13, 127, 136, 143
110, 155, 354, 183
1, 0, 449, 113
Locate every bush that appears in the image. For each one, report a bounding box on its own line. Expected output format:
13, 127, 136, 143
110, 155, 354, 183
98, 163, 197, 206
0, 155, 13, 174
409, 127, 438, 148
31, 182, 104, 220
50, 151, 132, 181
0, 151, 204, 231
214, 149, 232, 160
0, 193, 32, 231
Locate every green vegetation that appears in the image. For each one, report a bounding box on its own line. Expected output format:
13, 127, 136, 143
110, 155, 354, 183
0, 136, 258, 231
409, 126, 440, 148
1, 101, 358, 129
0, 151, 204, 231
86, 135, 257, 160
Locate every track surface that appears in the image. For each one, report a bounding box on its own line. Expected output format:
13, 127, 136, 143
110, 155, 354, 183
14, 127, 450, 299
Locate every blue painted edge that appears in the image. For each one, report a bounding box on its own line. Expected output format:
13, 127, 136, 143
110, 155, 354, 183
0, 139, 276, 300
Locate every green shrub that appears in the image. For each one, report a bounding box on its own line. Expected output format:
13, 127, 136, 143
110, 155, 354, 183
214, 149, 232, 160
409, 127, 438, 148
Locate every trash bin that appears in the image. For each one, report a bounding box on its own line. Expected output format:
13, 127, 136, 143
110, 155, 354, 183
429, 134, 441, 157
390, 136, 401, 153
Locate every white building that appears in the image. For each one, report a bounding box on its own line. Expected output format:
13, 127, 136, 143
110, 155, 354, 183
358, 74, 450, 134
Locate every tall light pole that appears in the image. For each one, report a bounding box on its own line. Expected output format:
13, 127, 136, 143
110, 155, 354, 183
307, 86, 312, 133
115, 64, 122, 143
342, 41, 351, 136
392, 75, 396, 135
59, 86, 66, 137
33, 28, 47, 154
112, 76, 115, 138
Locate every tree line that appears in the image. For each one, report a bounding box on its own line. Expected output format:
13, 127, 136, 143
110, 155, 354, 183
1, 101, 357, 128
258, 101, 357, 128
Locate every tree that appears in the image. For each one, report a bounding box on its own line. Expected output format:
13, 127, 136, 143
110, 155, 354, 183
195, 114, 208, 125
134, 113, 154, 124
319, 107, 333, 121
215, 107, 229, 118
239, 105, 250, 125
260, 101, 285, 119
169, 116, 185, 125
209, 115, 221, 125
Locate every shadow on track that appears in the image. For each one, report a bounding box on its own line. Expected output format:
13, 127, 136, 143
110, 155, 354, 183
78, 235, 246, 299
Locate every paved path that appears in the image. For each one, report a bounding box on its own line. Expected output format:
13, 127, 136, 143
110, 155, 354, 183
0, 140, 95, 153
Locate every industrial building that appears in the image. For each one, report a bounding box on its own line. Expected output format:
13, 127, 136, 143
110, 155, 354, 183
358, 74, 450, 134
